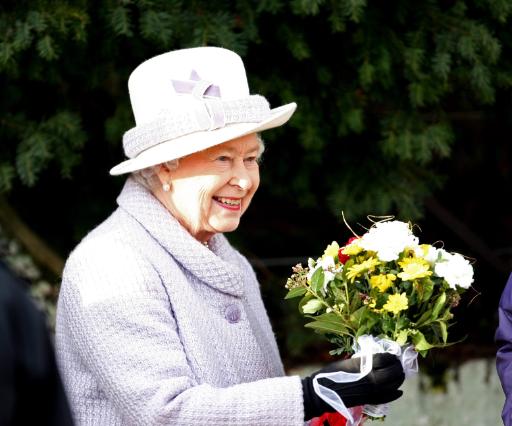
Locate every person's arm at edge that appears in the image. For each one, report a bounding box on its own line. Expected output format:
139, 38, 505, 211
496, 273, 512, 426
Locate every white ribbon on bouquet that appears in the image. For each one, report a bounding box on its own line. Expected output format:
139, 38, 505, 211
312, 335, 419, 426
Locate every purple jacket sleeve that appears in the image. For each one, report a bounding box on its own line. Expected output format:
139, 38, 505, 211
496, 273, 512, 426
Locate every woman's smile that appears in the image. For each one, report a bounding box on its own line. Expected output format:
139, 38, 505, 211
212, 196, 242, 211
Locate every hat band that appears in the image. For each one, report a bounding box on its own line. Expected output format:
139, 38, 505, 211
123, 95, 270, 159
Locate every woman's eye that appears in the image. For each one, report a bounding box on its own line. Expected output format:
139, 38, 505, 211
216, 156, 231, 162
244, 156, 258, 163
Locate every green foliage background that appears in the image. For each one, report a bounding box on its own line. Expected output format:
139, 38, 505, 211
1, 0, 511, 364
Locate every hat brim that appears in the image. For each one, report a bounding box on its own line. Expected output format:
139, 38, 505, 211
109, 102, 297, 175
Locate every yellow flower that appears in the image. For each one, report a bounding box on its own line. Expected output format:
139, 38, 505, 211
346, 257, 380, 281
397, 258, 432, 281
370, 274, 397, 292
323, 241, 340, 260
367, 297, 383, 313
342, 241, 363, 256
383, 292, 409, 315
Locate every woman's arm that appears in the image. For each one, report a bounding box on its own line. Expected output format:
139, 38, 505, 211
56, 239, 303, 426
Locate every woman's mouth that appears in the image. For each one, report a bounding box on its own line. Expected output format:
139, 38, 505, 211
212, 196, 242, 211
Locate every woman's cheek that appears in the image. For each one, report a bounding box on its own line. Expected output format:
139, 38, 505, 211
197, 188, 212, 223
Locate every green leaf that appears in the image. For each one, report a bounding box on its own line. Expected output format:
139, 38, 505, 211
13, 21, 33, 51
439, 309, 453, 321
355, 324, 368, 338
382, 315, 395, 334
110, 6, 133, 37
305, 312, 351, 336
349, 306, 366, 327
0, 42, 13, 68
37, 35, 57, 61
437, 320, 448, 343
432, 52, 451, 80
311, 267, 324, 293
396, 329, 408, 346
285, 287, 307, 299
349, 289, 363, 311
396, 316, 410, 330
458, 35, 477, 62
409, 82, 424, 107
298, 294, 313, 313
16, 150, 37, 186
404, 47, 424, 76
359, 61, 374, 89
414, 308, 433, 327
344, 108, 364, 134
291, 0, 324, 16
0, 163, 15, 193
412, 330, 434, 351
422, 279, 434, 303
26, 11, 47, 33
302, 298, 323, 314
139, 10, 173, 47
432, 292, 446, 319
342, 0, 367, 23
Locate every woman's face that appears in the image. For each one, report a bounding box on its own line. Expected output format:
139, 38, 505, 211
155, 133, 261, 242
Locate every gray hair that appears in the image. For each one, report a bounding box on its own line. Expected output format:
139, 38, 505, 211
132, 134, 265, 191
132, 159, 179, 190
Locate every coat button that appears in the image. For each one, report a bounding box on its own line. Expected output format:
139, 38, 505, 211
224, 304, 241, 324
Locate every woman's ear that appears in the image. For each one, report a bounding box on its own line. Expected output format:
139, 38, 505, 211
153, 165, 173, 193
154, 163, 172, 186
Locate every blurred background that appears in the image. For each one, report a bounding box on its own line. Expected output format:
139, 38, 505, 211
0, 1, 510, 423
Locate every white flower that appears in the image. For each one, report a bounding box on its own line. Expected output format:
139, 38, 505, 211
320, 255, 335, 271
306, 258, 319, 283
308, 257, 317, 270
320, 255, 336, 291
323, 271, 335, 291
414, 244, 441, 265
359, 221, 419, 262
306, 256, 336, 291
436, 248, 452, 262
434, 252, 474, 289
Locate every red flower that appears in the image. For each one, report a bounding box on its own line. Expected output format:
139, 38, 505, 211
338, 249, 350, 264
337, 236, 360, 264
346, 236, 359, 245
310, 412, 347, 426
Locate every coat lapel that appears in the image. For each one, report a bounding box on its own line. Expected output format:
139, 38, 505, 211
117, 178, 244, 297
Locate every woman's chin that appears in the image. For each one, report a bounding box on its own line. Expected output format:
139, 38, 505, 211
209, 218, 241, 234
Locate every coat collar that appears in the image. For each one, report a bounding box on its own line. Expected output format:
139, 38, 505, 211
117, 177, 244, 297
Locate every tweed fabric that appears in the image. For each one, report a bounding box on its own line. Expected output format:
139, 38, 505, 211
122, 95, 271, 159
55, 178, 304, 425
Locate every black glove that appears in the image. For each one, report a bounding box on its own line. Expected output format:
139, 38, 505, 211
302, 353, 405, 421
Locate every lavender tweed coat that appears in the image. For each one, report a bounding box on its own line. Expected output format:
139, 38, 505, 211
55, 178, 304, 425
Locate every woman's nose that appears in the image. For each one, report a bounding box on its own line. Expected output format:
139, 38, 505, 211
230, 161, 253, 191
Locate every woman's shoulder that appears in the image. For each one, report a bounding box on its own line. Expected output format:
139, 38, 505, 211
67, 209, 139, 257
61, 208, 168, 296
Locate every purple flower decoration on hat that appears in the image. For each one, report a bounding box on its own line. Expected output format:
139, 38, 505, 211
172, 70, 221, 99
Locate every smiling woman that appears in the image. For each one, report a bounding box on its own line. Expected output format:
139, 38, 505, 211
54, 47, 405, 426
133, 133, 264, 244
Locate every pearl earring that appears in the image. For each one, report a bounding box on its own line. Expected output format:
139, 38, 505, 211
162, 182, 171, 192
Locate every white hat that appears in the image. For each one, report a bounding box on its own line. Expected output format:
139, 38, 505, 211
109, 46, 297, 175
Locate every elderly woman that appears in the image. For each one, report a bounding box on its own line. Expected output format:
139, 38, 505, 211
55, 47, 404, 425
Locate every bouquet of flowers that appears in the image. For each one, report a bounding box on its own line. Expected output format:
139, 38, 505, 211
285, 219, 473, 424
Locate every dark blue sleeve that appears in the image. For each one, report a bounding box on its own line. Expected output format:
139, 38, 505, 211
0, 261, 74, 426
496, 273, 512, 426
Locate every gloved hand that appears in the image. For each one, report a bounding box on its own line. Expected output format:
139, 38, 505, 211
302, 353, 405, 421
